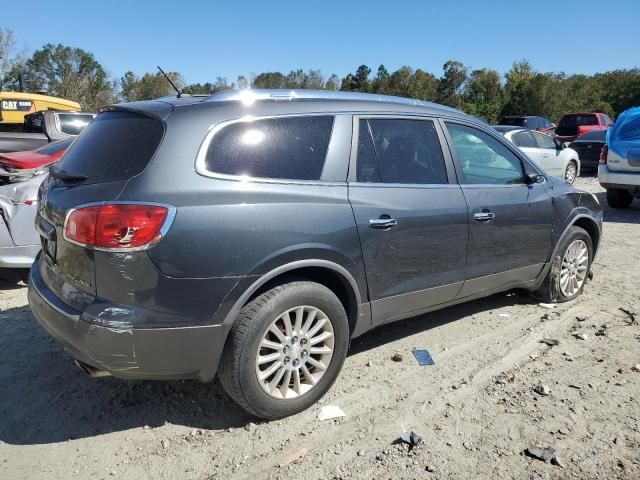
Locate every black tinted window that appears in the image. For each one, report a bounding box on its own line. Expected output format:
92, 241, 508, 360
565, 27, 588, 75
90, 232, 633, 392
58, 113, 94, 135
35, 138, 73, 155
513, 131, 537, 148
499, 117, 525, 127
357, 118, 447, 184
446, 122, 524, 185
58, 111, 164, 184
577, 130, 607, 141
206, 116, 334, 180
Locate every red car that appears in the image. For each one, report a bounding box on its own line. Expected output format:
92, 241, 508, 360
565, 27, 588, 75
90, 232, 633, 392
0, 138, 72, 171
555, 112, 613, 143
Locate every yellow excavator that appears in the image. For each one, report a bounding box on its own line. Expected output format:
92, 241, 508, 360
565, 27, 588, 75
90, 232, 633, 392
0, 91, 80, 131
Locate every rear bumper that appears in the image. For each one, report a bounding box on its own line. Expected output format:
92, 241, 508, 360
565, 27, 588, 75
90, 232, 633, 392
28, 259, 227, 382
598, 165, 640, 192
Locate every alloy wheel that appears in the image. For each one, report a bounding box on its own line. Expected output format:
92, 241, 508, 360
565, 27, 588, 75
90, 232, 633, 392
560, 239, 588, 297
565, 163, 577, 183
255, 306, 334, 399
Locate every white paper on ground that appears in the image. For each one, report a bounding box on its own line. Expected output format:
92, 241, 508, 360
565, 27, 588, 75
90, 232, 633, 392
317, 405, 346, 421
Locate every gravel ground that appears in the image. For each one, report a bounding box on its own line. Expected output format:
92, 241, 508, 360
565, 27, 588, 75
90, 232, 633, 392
0, 175, 638, 480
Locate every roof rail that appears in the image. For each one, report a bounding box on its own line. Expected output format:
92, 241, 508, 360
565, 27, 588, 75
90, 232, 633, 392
203, 89, 435, 107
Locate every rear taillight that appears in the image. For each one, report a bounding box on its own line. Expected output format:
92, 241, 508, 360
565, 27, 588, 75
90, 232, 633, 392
599, 144, 608, 164
64, 203, 173, 251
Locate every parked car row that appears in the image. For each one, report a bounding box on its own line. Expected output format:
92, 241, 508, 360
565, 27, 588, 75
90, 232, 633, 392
493, 126, 580, 183
0, 112, 92, 268
27, 89, 603, 419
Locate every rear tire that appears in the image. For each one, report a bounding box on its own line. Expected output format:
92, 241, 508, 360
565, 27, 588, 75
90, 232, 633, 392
606, 188, 633, 209
218, 281, 349, 420
531, 226, 593, 303
564, 161, 578, 184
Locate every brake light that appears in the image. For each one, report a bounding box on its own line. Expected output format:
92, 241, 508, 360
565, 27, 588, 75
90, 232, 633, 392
64, 203, 172, 250
599, 144, 608, 164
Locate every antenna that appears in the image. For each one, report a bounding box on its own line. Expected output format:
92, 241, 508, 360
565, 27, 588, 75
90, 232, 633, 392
157, 66, 182, 97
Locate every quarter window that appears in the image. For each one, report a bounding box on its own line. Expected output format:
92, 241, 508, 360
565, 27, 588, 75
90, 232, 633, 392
446, 123, 525, 185
204, 116, 334, 180
356, 118, 448, 184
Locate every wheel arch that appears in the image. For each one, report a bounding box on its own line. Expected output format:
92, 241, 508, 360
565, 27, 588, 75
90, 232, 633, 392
222, 260, 365, 337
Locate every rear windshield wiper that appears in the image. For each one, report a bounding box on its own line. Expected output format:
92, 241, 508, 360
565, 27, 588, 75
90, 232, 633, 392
49, 166, 87, 182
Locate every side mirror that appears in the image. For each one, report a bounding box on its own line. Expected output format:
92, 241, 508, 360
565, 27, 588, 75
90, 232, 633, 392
555, 139, 566, 150
525, 172, 544, 184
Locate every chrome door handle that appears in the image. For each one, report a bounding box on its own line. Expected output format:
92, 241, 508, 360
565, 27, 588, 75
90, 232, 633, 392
542, 153, 549, 157
368, 218, 398, 229
473, 212, 495, 222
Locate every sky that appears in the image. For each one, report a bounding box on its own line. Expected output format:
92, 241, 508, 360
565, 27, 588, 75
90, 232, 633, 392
3, 0, 639, 85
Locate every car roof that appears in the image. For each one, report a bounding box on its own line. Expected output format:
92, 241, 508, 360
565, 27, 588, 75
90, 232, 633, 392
125, 89, 476, 121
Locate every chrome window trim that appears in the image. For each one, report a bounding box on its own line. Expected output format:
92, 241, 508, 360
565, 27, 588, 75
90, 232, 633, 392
62, 201, 177, 253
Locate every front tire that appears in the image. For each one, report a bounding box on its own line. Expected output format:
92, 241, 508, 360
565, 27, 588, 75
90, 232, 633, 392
531, 226, 593, 303
606, 188, 633, 209
219, 281, 349, 420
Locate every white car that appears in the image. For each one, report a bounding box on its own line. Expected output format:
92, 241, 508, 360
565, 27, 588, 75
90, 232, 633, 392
494, 126, 581, 183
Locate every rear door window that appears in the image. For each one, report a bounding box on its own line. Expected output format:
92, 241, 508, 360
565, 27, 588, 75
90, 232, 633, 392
513, 131, 537, 148
57, 111, 165, 184
356, 118, 448, 184
446, 122, 525, 185
204, 116, 334, 180
532, 132, 556, 149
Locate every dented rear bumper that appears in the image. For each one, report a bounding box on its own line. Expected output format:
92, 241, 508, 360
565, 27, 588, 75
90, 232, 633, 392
28, 259, 227, 382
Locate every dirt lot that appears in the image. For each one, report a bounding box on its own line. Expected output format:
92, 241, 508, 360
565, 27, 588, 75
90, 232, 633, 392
0, 176, 638, 480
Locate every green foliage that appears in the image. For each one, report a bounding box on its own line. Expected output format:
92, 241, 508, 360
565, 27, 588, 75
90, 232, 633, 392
462, 68, 503, 123
120, 70, 185, 102
26, 43, 116, 110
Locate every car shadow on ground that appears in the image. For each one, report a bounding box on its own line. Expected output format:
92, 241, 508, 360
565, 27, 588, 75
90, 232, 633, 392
0, 268, 29, 290
0, 289, 536, 446
595, 191, 640, 224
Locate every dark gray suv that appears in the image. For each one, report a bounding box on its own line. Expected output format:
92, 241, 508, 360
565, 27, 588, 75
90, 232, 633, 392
28, 90, 603, 419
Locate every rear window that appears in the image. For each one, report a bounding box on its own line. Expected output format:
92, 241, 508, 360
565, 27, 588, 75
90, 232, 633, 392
577, 130, 607, 141
499, 117, 525, 127
35, 138, 73, 155
204, 116, 334, 180
57, 111, 164, 184
57, 113, 94, 135
558, 114, 598, 128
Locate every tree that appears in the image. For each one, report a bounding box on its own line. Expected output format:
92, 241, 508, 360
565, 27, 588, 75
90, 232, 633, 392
340, 65, 371, 92
120, 70, 185, 102
253, 71, 287, 89
26, 43, 115, 110
463, 68, 503, 123
325, 74, 340, 90
436, 60, 468, 108
501, 59, 536, 116
185, 77, 232, 95
236, 75, 249, 89
0, 28, 27, 90
304, 69, 324, 89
